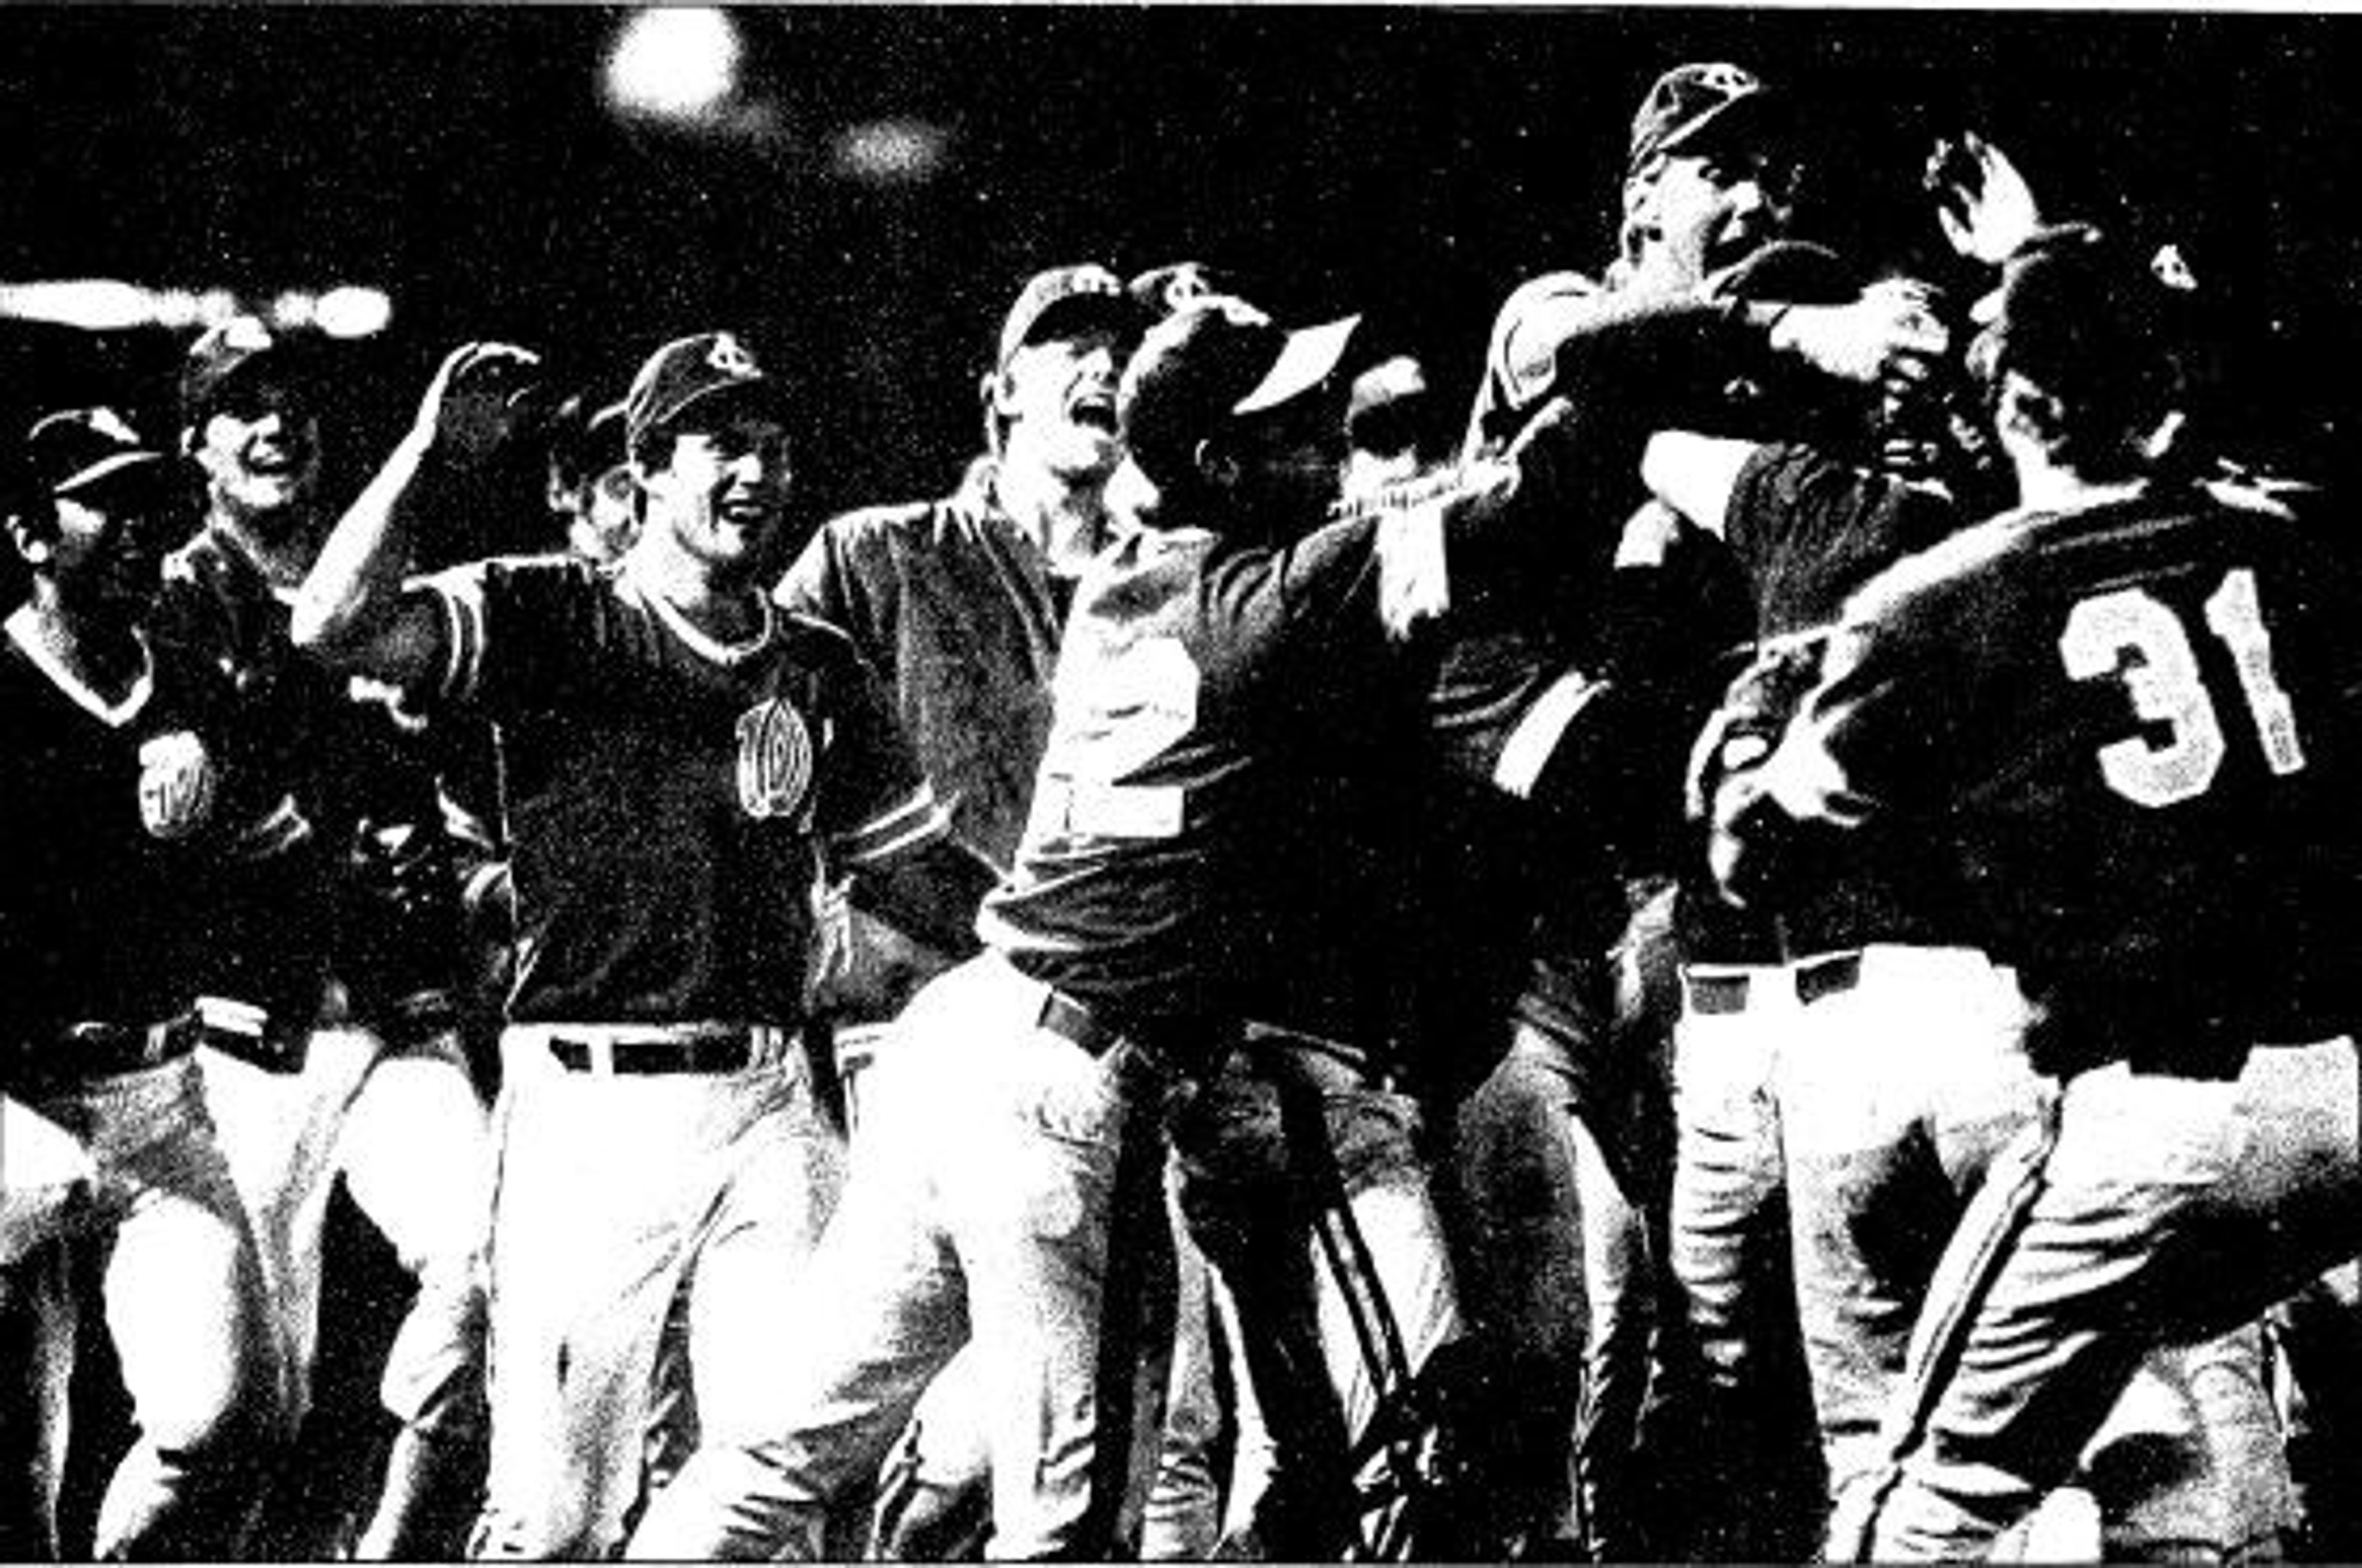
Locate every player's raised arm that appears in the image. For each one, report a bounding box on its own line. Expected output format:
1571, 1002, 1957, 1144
292, 340, 543, 690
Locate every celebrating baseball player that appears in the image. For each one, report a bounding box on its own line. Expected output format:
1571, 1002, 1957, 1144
156, 314, 495, 1559
288, 328, 996, 1558
0, 407, 290, 1559
1712, 224, 2362, 1559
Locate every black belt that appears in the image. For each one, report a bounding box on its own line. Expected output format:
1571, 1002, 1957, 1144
1032, 989, 1220, 1084
17, 1014, 202, 1087
547, 1030, 760, 1075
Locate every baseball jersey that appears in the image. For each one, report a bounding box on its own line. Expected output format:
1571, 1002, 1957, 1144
1685, 440, 1970, 960
1743, 480, 2362, 1068
979, 498, 1423, 1045
154, 520, 450, 1021
0, 610, 249, 1057
776, 458, 1065, 872
408, 554, 947, 1027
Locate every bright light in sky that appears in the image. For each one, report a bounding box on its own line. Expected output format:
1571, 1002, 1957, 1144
314, 286, 394, 338
607, 7, 742, 121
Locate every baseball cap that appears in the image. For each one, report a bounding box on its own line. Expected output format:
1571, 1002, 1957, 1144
26, 407, 166, 499
1627, 61, 1787, 177
1118, 295, 1362, 490
1126, 260, 1240, 322
180, 314, 314, 428
995, 264, 1134, 371
622, 330, 792, 461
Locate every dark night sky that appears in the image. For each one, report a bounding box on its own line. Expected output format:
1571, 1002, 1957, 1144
1, 6, 2356, 531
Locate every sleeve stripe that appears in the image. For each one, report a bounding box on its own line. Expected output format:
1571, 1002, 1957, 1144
436, 579, 484, 704
1493, 668, 1607, 800
835, 784, 953, 866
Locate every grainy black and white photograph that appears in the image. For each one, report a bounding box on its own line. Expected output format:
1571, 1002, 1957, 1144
2, 5, 2361, 1562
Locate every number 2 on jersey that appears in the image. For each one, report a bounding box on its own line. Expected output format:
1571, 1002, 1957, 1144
1039, 636, 1203, 840
2059, 567, 2307, 808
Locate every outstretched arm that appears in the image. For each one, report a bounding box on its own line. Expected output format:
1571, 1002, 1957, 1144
292, 341, 543, 693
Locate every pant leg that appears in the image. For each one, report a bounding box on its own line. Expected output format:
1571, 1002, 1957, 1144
336, 1032, 494, 1441
1140, 1210, 1224, 1561
196, 1027, 383, 1422
83, 1061, 285, 1560
0, 1240, 78, 1560
2085, 1324, 2296, 1559
1862, 1040, 2362, 1561
951, 1017, 1171, 1561
2268, 1262, 2362, 1558
1776, 949, 2044, 1504
1444, 1022, 1591, 1550
1663, 966, 1824, 1560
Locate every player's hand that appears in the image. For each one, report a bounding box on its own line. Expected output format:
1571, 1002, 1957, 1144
1927, 130, 2045, 267
1774, 277, 1950, 387
415, 341, 544, 466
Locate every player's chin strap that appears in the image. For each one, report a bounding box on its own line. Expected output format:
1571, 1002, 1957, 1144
1824, 1085, 2066, 1561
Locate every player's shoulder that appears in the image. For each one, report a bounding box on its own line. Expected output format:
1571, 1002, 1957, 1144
1843, 506, 2046, 631
1487, 270, 1610, 366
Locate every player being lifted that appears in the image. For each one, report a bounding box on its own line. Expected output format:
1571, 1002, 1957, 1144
288, 330, 997, 1558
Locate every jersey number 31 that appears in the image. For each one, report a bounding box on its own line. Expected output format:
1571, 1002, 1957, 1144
2060, 567, 2307, 808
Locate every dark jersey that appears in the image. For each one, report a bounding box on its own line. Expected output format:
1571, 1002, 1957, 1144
412, 555, 946, 1026
154, 521, 453, 1019
777, 460, 1065, 872
0, 612, 253, 1061
1688, 442, 1969, 959
979, 504, 1422, 1041
1748, 481, 2362, 1065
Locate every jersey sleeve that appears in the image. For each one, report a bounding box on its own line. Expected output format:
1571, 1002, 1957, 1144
805, 632, 952, 874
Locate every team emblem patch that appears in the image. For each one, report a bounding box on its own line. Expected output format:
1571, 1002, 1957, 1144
707, 333, 759, 378
735, 696, 813, 821
137, 730, 218, 840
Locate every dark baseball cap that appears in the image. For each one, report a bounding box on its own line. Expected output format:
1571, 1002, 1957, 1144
1971, 225, 2181, 411
1126, 260, 1240, 322
180, 314, 316, 428
1627, 61, 1787, 177
995, 264, 1133, 370
26, 407, 167, 499
1118, 295, 1362, 490
623, 330, 792, 461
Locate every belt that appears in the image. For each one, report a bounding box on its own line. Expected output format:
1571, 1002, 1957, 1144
526, 1023, 790, 1077
1683, 951, 1865, 1016
17, 1013, 202, 1087
1032, 988, 1219, 1086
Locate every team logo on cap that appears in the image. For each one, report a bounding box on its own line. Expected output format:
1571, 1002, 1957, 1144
734, 696, 813, 822
1692, 62, 1758, 98
137, 731, 218, 841
707, 335, 759, 379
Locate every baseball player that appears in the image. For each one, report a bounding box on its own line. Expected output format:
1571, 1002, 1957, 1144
1714, 226, 2362, 1560
1649, 135, 2297, 1558
157, 314, 494, 1558
0, 407, 288, 1559
1437, 60, 1947, 1558
289, 328, 996, 1558
542, 392, 638, 565
780, 261, 1240, 1561
615, 292, 1588, 1560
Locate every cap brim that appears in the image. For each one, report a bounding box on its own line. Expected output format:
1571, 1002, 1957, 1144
55, 449, 165, 496
654, 375, 793, 439
1008, 290, 1135, 364
1654, 85, 1791, 162
1235, 316, 1362, 418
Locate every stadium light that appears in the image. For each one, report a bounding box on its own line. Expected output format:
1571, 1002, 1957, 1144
607, 7, 741, 123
